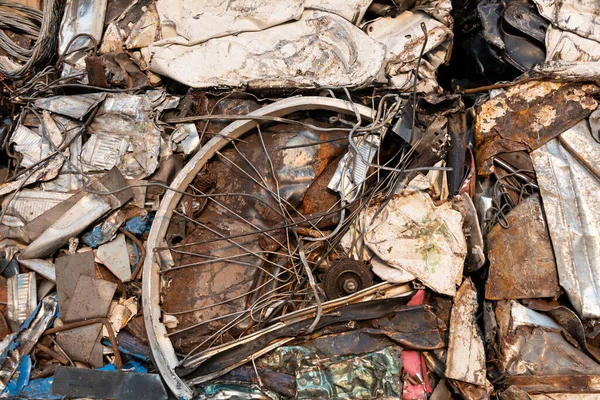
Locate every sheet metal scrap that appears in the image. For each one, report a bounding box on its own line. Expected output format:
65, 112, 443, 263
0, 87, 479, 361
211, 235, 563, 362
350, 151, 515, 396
51, 366, 168, 400
532, 0, 600, 44
19, 167, 132, 260
445, 279, 487, 387
55, 275, 117, 368
485, 194, 560, 300
474, 80, 598, 177
532, 119, 600, 318
145, 10, 386, 89
363, 190, 467, 296
495, 301, 600, 378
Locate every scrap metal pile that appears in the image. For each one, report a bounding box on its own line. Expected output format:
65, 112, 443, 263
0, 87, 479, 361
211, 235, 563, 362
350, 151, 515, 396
0, 0, 599, 398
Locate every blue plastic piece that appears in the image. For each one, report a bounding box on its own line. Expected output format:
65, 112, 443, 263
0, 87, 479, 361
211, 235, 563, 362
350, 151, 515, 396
18, 378, 64, 399
82, 225, 112, 248
124, 216, 149, 236
3, 355, 31, 396
98, 360, 147, 373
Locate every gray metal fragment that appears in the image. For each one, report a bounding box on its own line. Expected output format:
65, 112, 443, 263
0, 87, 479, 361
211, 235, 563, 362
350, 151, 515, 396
55, 251, 96, 315
51, 366, 168, 400
34, 93, 106, 120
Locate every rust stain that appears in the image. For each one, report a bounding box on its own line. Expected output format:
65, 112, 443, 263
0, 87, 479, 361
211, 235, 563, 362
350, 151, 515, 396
485, 194, 560, 300
299, 156, 341, 215
474, 81, 598, 177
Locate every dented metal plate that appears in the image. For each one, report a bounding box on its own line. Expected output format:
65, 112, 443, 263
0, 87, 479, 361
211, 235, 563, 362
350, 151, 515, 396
155, 0, 303, 45
58, 0, 108, 55
145, 11, 386, 89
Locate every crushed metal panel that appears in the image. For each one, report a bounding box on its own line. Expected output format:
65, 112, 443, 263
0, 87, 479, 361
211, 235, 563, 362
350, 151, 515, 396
145, 10, 386, 89
546, 26, 600, 63
365, 11, 452, 81
37, 114, 85, 193
58, 0, 108, 55
19, 167, 132, 260
364, 191, 466, 296
445, 278, 487, 386
0, 156, 63, 197
82, 93, 163, 179
496, 301, 600, 376
474, 81, 598, 177
530, 394, 600, 399
533, 0, 600, 43
413, 0, 453, 26
504, 375, 600, 395
9, 125, 43, 168
534, 61, 600, 78
51, 366, 168, 400
304, 0, 372, 24
532, 120, 600, 318
80, 134, 129, 171
33, 93, 106, 120
124, 3, 159, 49
155, 0, 303, 45
259, 345, 403, 399
485, 194, 560, 300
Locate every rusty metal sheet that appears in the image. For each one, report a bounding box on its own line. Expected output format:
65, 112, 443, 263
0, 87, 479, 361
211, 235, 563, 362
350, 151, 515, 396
504, 375, 600, 394
474, 81, 598, 177
445, 278, 487, 386
532, 120, 600, 318
485, 194, 560, 300
161, 218, 262, 354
